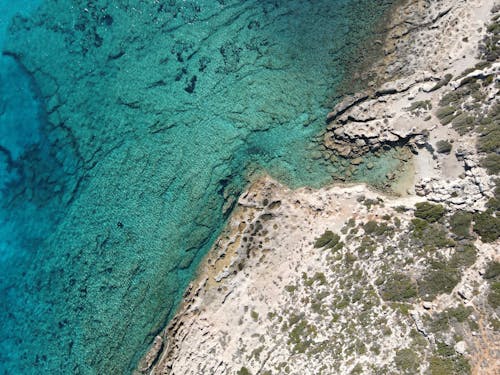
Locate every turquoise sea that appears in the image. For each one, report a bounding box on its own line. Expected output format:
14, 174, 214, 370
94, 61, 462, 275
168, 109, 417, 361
0, 1, 398, 373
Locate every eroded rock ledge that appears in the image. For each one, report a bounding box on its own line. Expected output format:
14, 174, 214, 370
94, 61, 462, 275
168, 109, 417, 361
323, 0, 495, 160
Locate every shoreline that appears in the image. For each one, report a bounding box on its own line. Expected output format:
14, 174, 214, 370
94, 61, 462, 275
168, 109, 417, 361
138, 1, 499, 374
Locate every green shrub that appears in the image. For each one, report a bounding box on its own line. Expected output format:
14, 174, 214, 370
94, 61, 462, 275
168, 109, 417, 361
370, 343, 381, 355
429, 306, 472, 333
439, 91, 461, 106
468, 318, 479, 331
436, 341, 455, 357
451, 113, 475, 135
313, 272, 327, 285
487, 20, 500, 33
429, 313, 450, 333
363, 220, 378, 234
415, 202, 445, 222
363, 220, 390, 236
449, 211, 473, 239
314, 230, 341, 249
345, 252, 357, 263
492, 318, 500, 331
284, 285, 297, 293
350, 364, 363, 375
483, 261, 500, 280
487, 195, 500, 213
418, 262, 460, 300
237, 367, 251, 375
449, 243, 477, 269
288, 312, 303, 326
250, 310, 259, 321
395, 205, 409, 213
447, 305, 472, 322
436, 140, 452, 154
411, 218, 429, 237
334, 297, 349, 309
314, 230, 344, 251
482, 74, 494, 86
394, 349, 420, 373
394, 216, 401, 228
287, 318, 317, 354
357, 236, 377, 254
430, 74, 453, 92
481, 153, 500, 175
475, 61, 492, 70
488, 282, 500, 309
362, 198, 381, 209
473, 212, 500, 242
481, 19, 500, 61
486, 180, 500, 212
424, 228, 455, 250
429, 356, 453, 375
412, 222, 455, 250
429, 355, 470, 375
380, 273, 417, 301
436, 106, 458, 125
477, 122, 500, 153
407, 100, 432, 111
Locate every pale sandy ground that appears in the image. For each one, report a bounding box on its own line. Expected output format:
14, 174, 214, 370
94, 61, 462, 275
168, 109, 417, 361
138, 0, 499, 374
158, 180, 426, 374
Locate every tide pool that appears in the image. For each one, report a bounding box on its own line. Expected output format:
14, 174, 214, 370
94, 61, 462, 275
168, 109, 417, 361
1, 1, 398, 373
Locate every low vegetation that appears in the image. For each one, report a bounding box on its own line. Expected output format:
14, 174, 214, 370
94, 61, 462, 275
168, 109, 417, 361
488, 282, 500, 308
483, 261, 500, 280
314, 230, 342, 249
479, 16, 500, 61
429, 342, 471, 375
418, 261, 460, 300
411, 221, 455, 250
483, 261, 500, 309
480, 153, 500, 175
449, 211, 473, 239
436, 140, 452, 154
394, 348, 420, 373
237, 367, 251, 375
414, 202, 445, 223
406, 100, 432, 111
380, 273, 417, 302
449, 243, 477, 269
473, 211, 500, 242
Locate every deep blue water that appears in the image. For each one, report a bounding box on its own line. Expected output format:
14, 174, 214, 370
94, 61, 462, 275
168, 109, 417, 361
0, 1, 398, 373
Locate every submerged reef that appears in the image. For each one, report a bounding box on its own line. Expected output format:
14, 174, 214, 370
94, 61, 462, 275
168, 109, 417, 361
0, 0, 400, 373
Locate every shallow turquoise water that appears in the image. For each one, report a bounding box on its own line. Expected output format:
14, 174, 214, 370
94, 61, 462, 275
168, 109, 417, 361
0, 1, 397, 373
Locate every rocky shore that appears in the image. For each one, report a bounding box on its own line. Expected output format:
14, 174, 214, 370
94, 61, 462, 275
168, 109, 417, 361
137, 1, 499, 374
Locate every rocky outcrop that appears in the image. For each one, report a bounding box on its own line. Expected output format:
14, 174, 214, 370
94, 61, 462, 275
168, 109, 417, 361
323, 0, 495, 160
415, 150, 494, 211
324, 75, 432, 157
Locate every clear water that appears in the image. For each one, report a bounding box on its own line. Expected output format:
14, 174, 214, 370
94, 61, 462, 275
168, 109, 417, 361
0, 1, 397, 373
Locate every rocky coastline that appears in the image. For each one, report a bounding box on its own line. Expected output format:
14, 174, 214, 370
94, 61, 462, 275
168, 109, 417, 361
137, 1, 499, 374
